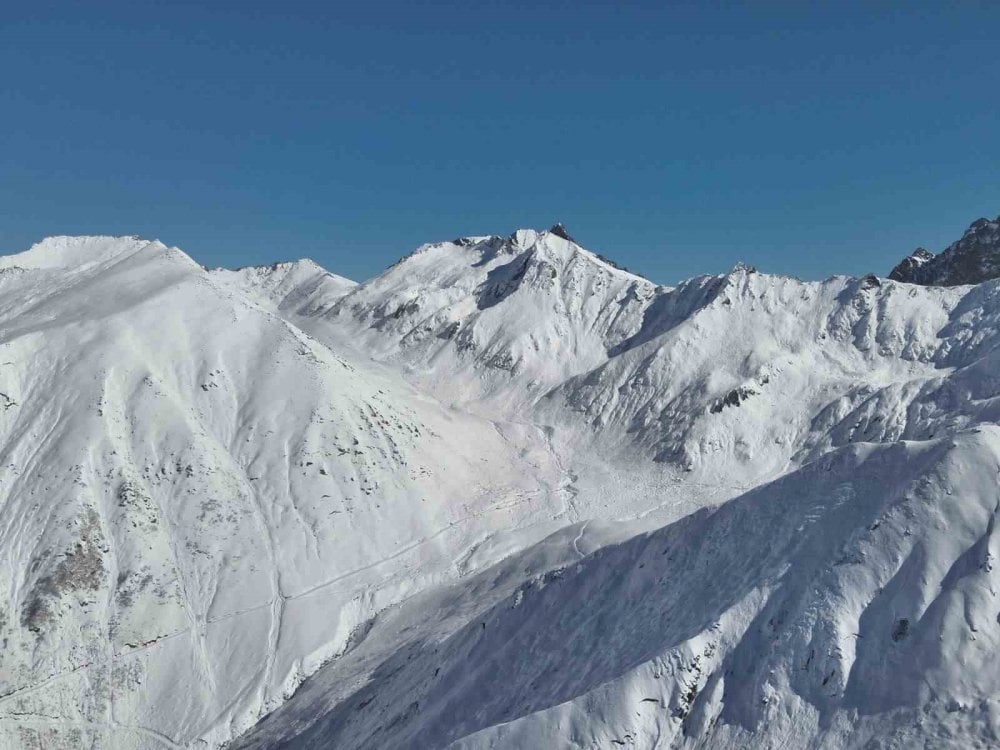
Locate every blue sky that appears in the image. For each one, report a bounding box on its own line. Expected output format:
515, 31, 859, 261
2, 1, 997, 284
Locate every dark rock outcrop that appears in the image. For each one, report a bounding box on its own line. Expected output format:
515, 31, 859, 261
548, 223, 575, 242
888, 248, 933, 283
889, 216, 1000, 286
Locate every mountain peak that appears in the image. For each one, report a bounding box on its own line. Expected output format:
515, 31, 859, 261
888, 246, 934, 282
888, 214, 1000, 286
729, 260, 758, 275
965, 216, 997, 236
0, 235, 183, 272
547, 222, 575, 242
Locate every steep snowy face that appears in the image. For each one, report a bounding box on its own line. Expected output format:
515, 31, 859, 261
0, 237, 564, 749
324, 228, 660, 407
890, 215, 1000, 286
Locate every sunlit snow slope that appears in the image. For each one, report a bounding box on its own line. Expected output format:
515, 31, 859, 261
240, 430, 1000, 749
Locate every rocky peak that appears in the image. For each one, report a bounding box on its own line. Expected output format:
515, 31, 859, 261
888, 247, 933, 283
888, 215, 1000, 286
547, 223, 575, 242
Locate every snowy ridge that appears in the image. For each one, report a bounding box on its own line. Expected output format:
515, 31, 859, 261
307, 230, 1000, 486
0, 235, 182, 272
209, 260, 356, 316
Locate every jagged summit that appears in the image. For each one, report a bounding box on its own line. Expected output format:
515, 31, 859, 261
547, 222, 574, 241
321, 228, 660, 405
888, 214, 1000, 286
406, 226, 646, 283
224, 257, 325, 274
888, 247, 933, 282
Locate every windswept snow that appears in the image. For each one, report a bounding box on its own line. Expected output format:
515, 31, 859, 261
3, 224, 1000, 749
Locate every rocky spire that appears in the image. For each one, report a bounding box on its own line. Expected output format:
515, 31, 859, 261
547, 223, 575, 242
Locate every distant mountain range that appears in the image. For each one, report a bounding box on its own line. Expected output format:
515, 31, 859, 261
1, 217, 1000, 749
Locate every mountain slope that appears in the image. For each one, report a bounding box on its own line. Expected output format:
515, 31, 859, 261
224, 224, 1000, 748
0, 237, 566, 749
535, 268, 995, 480
237, 427, 1000, 749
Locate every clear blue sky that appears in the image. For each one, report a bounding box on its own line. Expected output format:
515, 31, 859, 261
2, 1, 997, 284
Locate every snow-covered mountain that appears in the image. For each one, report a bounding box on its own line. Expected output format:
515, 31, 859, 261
313, 228, 660, 410
890, 215, 1000, 286
0, 237, 568, 749
289, 226, 1000, 488
4, 222, 1000, 749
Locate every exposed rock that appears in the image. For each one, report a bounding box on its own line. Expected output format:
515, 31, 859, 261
889, 216, 1000, 286
710, 385, 758, 413
888, 247, 933, 282
859, 273, 882, 290
548, 223, 575, 242
21, 508, 106, 633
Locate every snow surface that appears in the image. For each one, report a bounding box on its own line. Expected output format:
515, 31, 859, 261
3, 227, 1000, 749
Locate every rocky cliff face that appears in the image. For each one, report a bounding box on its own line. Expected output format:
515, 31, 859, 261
890, 216, 1000, 286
